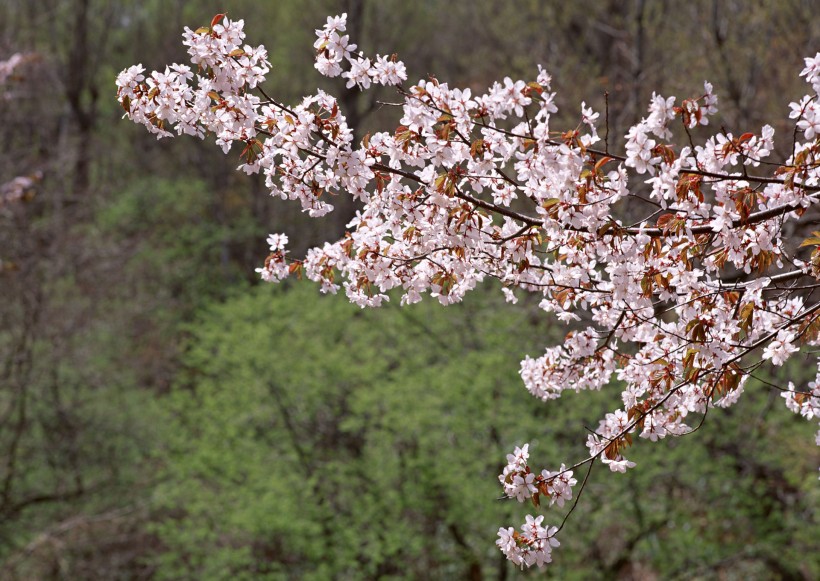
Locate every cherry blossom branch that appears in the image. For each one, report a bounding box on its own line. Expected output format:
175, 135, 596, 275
116, 14, 820, 571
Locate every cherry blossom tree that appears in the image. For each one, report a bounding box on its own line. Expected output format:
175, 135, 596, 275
0, 52, 42, 208
117, 13, 820, 569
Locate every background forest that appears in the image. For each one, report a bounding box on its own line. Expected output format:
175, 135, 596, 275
1, 0, 819, 579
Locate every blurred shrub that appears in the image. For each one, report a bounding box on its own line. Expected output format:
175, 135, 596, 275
152, 284, 818, 580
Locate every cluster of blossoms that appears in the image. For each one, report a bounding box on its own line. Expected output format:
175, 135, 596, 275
496, 515, 560, 569
496, 444, 574, 568
0, 52, 33, 86
499, 444, 577, 507
118, 14, 820, 569
257, 233, 290, 283
115, 14, 270, 147
782, 364, 820, 445
0, 172, 42, 207
313, 15, 407, 88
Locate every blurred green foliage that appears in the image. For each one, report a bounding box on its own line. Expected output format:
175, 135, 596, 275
150, 285, 818, 580
153, 285, 552, 579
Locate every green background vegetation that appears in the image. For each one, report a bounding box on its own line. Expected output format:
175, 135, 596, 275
0, 1, 818, 579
